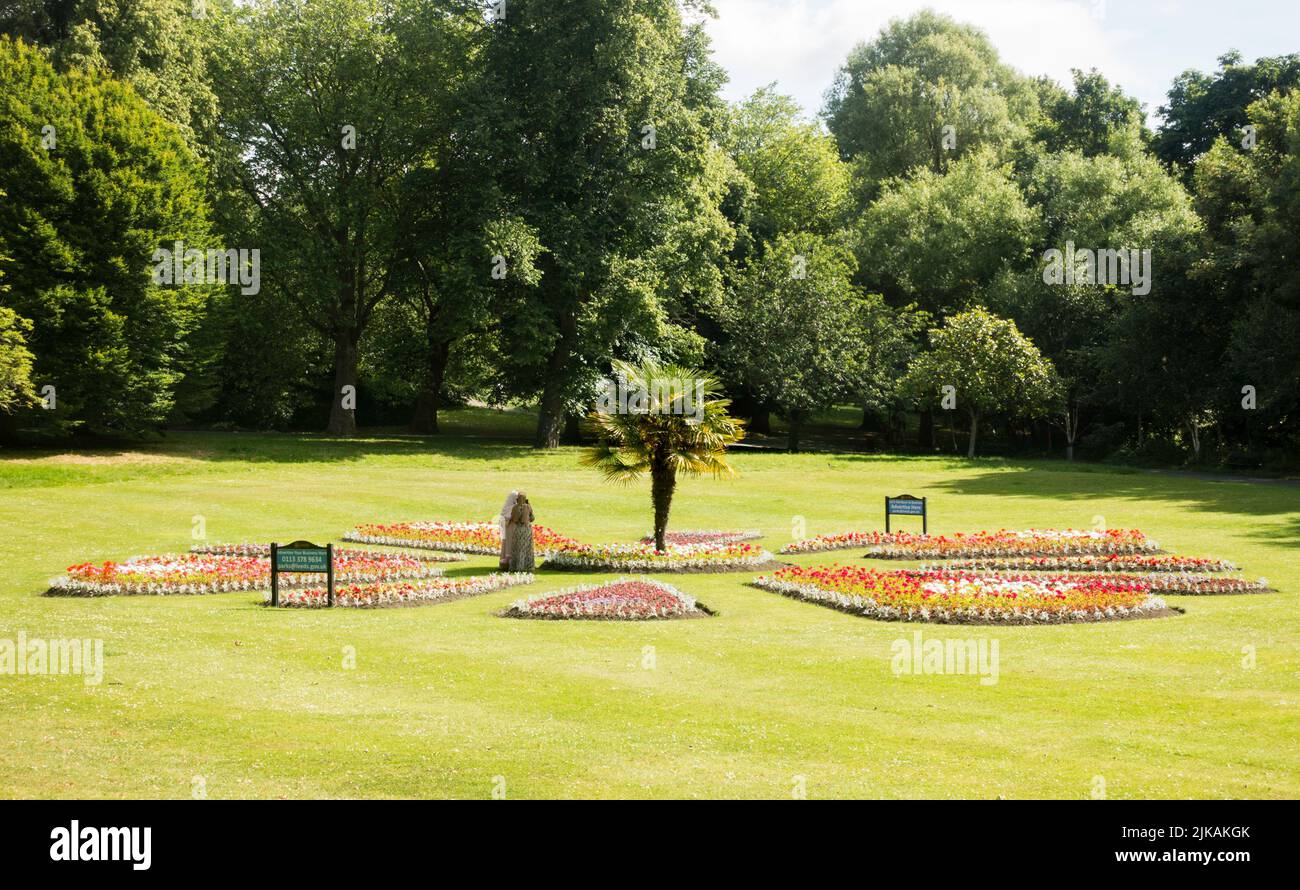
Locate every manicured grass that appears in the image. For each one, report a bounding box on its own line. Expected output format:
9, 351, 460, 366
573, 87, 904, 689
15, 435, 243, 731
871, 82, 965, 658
1, 413, 1297, 798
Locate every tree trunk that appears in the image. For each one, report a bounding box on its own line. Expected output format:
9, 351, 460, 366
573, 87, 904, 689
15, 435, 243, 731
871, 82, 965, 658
1187, 417, 1202, 461
534, 317, 576, 449
919, 408, 934, 450
734, 392, 772, 434
967, 410, 979, 459
650, 452, 676, 551
409, 338, 451, 434
327, 334, 359, 435
885, 406, 902, 447
561, 413, 582, 445
535, 383, 565, 448
787, 411, 802, 453
1063, 400, 1080, 462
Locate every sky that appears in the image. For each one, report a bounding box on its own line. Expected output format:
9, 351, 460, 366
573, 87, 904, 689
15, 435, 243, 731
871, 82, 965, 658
702, 0, 1300, 125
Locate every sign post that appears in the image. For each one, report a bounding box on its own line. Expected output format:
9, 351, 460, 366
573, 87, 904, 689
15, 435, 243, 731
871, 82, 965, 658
269, 541, 334, 607
885, 495, 927, 534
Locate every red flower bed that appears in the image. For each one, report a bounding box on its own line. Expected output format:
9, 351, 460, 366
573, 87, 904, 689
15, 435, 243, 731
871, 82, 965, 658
49, 549, 444, 596
934, 554, 1238, 573
545, 539, 774, 570
191, 542, 465, 563
272, 572, 534, 608
780, 528, 1157, 557
753, 564, 1170, 624
637, 530, 760, 546
344, 521, 582, 555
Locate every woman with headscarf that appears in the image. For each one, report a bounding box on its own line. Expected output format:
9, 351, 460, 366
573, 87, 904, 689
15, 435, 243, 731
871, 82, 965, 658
498, 490, 519, 569
504, 491, 535, 572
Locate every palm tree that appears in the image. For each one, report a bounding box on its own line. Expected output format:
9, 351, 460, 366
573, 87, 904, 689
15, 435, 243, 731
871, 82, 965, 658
581, 360, 745, 551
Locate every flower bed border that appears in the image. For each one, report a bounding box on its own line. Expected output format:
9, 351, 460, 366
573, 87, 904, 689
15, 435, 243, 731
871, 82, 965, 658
540, 556, 780, 576
47, 550, 446, 597
780, 528, 1160, 557
926, 555, 1239, 574
1079, 572, 1268, 596
915, 567, 1270, 596
544, 539, 779, 573
191, 542, 467, 563
637, 529, 762, 546
343, 522, 579, 556
268, 572, 534, 609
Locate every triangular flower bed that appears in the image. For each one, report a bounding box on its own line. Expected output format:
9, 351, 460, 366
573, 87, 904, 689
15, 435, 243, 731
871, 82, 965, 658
500, 577, 713, 620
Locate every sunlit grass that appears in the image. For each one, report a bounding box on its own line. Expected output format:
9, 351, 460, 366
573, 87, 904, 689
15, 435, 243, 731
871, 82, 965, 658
1, 413, 1296, 798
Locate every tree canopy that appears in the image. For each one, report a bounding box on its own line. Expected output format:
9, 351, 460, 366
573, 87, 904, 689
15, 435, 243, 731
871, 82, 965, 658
1, 5, 1296, 467
0, 34, 214, 435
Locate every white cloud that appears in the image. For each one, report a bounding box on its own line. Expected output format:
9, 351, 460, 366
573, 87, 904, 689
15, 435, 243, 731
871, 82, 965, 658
705, 0, 1156, 119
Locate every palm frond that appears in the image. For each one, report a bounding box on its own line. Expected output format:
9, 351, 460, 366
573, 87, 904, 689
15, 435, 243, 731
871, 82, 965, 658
583, 359, 743, 485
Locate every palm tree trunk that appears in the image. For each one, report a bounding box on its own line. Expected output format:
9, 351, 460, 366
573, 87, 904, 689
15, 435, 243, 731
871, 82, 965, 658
651, 452, 676, 551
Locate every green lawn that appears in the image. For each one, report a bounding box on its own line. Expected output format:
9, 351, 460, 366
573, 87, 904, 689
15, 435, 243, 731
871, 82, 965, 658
1, 414, 1297, 798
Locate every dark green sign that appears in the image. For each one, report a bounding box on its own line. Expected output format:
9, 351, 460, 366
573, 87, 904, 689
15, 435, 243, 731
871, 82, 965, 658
274, 546, 330, 573
269, 540, 334, 607
885, 495, 927, 534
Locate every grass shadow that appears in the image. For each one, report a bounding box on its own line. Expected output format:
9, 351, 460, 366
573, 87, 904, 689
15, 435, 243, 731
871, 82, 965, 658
837, 456, 1300, 548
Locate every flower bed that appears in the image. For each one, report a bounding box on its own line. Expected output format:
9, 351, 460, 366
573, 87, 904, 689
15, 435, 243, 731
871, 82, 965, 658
501, 577, 706, 620
780, 530, 895, 555
48, 549, 445, 596
1100, 573, 1267, 595
190, 542, 466, 563
637, 530, 761, 546
545, 540, 777, 573
781, 528, 1158, 558
271, 572, 534, 609
928, 554, 1238, 573
917, 567, 1266, 596
752, 564, 1173, 624
344, 521, 582, 555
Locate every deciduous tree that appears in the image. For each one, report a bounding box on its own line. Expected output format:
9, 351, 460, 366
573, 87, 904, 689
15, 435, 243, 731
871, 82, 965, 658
905, 307, 1062, 458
